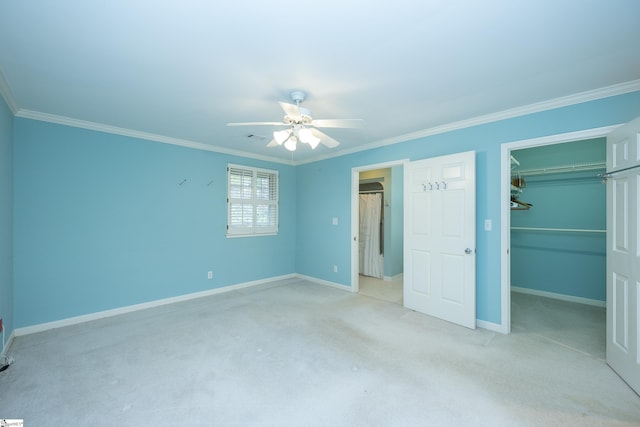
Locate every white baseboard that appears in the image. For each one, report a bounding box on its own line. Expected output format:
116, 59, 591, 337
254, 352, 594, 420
10, 274, 518, 339
295, 274, 353, 292
511, 286, 606, 308
15, 274, 297, 337
383, 273, 403, 282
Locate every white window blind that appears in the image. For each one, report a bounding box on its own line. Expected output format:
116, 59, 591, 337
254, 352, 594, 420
227, 164, 278, 237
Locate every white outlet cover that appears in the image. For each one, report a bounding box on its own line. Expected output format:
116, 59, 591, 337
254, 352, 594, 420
332, 217, 338, 225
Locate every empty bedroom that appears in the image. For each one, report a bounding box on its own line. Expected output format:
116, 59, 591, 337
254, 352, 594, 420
1, 1, 640, 425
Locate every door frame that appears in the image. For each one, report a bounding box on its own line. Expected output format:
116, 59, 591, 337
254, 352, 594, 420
351, 159, 409, 292
499, 125, 621, 334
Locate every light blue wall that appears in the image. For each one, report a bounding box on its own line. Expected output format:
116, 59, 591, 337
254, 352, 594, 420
13, 119, 296, 327
0, 95, 13, 345
8, 91, 640, 329
296, 92, 640, 324
511, 139, 606, 301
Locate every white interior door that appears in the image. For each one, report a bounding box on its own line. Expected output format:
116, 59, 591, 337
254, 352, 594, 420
606, 116, 640, 395
404, 151, 476, 329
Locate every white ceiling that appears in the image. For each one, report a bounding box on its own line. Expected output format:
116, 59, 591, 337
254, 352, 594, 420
1, 1, 639, 164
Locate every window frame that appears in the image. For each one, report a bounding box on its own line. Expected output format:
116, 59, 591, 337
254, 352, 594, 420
226, 163, 279, 237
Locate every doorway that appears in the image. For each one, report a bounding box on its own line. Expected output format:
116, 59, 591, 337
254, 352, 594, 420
500, 125, 620, 334
509, 139, 607, 358
351, 160, 406, 304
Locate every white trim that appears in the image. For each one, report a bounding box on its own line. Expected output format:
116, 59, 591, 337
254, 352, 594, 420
512, 286, 606, 308
351, 160, 409, 293
14, 109, 295, 166
295, 274, 353, 292
511, 226, 605, 234
4, 78, 637, 167
14, 274, 296, 336
476, 320, 506, 334
0, 67, 19, 114
296, 79, 640, 165
500, 125, 619, 334
383, 273, 403, 282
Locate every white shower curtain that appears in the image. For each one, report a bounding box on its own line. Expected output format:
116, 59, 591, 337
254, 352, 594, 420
359, 193, 384, 278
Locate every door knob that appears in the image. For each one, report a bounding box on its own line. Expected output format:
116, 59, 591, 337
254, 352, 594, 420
465, 248, 473, 254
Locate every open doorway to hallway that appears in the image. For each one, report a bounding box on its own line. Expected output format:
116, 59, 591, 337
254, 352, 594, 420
351, 161, 406, 301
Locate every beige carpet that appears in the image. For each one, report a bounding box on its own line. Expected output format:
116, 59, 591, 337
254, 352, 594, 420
358, 275, 403, 305
0, 278, 638, 426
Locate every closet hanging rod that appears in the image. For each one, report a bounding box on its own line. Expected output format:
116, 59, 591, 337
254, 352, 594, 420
359, 190, 384, 194
514, 162, 605, 177
600, 163, 640, 179
511, 226, 605, 233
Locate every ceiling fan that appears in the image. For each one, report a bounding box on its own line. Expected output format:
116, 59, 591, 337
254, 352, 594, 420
227, 91, 363, 151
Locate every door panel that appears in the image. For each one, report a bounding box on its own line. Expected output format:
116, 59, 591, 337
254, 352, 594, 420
411, 193, 431, 236
404, 151, 476, 329
612, 273, 629, 351
441, 253, 464, 303
410, 250, 431, 295
442, 190, 464, 236
606, 116, 640, 395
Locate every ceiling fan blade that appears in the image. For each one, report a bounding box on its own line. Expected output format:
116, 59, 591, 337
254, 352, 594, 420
279, 101, 300, 118
266, 139, 279, 147
311, 128, 340, 148
227, 122, 285, 126
311, 119, 364, 128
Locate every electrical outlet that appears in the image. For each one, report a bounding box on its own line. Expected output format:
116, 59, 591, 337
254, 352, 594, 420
207, 271, 213, 279
333, 265, 338, 273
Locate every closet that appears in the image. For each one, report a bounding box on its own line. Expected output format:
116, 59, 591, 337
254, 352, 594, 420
510, 138, 606, 304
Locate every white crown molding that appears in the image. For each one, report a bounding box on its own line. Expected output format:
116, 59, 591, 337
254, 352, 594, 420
8, 79, 640, 166
14, 109, 295, 166
0, 67, 19, 114
295, 79, 640, 165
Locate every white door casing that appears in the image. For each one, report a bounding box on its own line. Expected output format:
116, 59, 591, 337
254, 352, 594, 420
404, 151, 476, 329
606, 116, 640, 395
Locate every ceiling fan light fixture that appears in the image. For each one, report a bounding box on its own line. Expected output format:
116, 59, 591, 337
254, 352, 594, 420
231, 90, 355, 152
297, 127, 312, 142
273, 129, 290, 145
284, 135, 298, 151
307, 137, 320, 150
298, 127, 320, 149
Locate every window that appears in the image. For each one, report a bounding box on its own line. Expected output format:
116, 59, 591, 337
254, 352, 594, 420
227, 164, 279, 237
